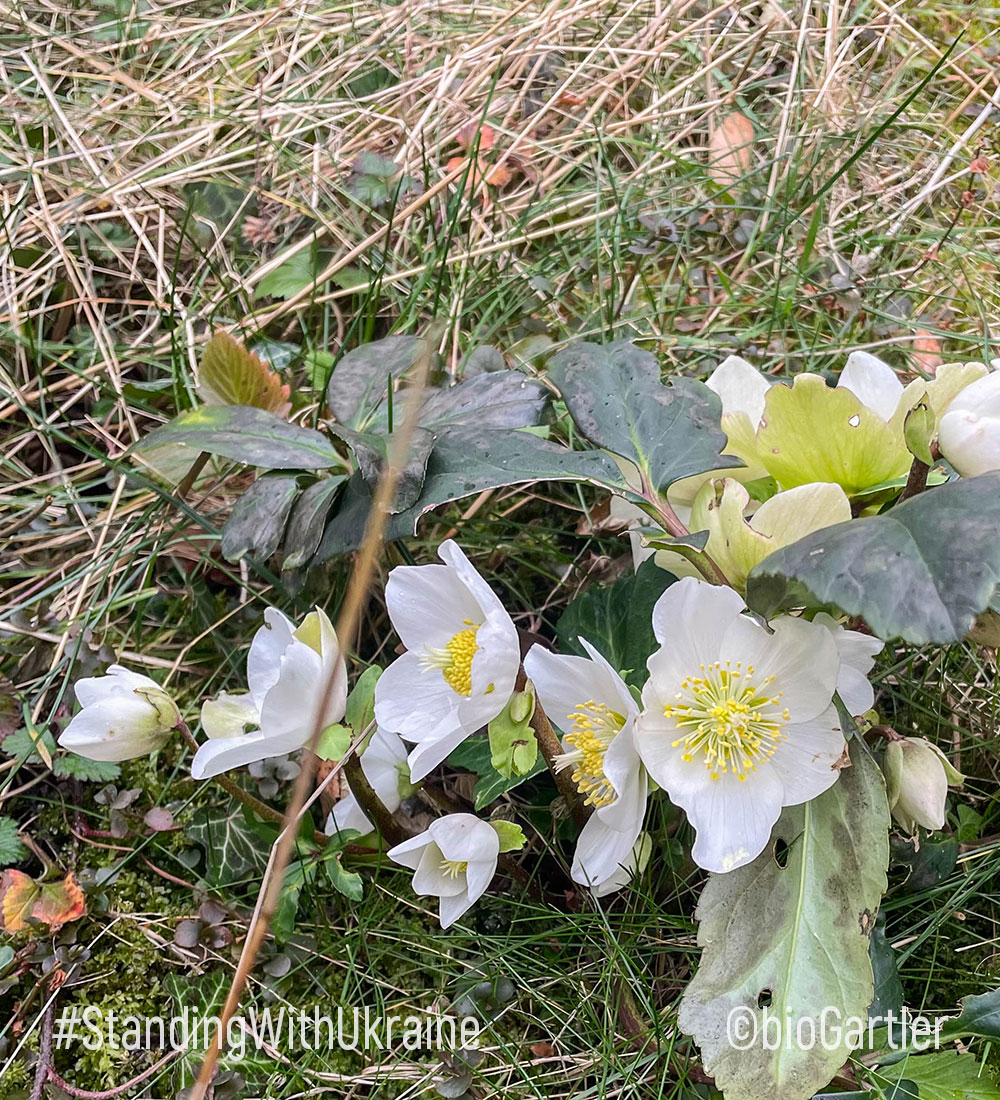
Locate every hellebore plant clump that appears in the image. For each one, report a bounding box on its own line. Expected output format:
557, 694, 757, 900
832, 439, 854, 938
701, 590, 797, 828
56, 333, 1000, 1100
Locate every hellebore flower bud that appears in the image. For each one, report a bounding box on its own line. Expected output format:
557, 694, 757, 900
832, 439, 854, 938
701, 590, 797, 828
938, 371, 1000, 477
883, 736, 965, 833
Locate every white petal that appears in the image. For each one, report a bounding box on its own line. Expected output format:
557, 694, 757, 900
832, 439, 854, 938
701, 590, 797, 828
837, 351, 904, 422
572, 799, 645, 890
386, 563, 481, 651
591, 833, 651, 898
257, 638, 326, 743
310, 607, 349, 722
247, 608, 296, 710
74, 665, 158, 708
428, 813, 499, 864
523, 644, 629, 738
374, 652, 459, 741
438, 890, 474, 929
938, 407, 1000, 477
599, 733, 647, 832
814, 615, 883, 715
324, 794, 373, 837
190, 726, 309, 778
386, 831, 434, 870
59, 697, 168, 761
200, 692, 259, 739
438, 540, 513, 629
463, 607, 520, 723
413, 844, 466, 897
769, 704, 846, 805
361, 728, 408, 812
464, 856, 497, 904
404, 711, 473, 782
706, 356, 771, 425
718, 613, 839, 724
940, 369, 1000, 417
650, 577, 746, 654
687, 766, 784, 872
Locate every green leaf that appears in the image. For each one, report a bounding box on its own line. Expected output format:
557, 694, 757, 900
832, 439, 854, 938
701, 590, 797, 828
272, 858, 315, 942
416, 371, 548, 434
345, 666, 381, 735
282, 476, 346, 570
547, 339, 741, 492
134, 405, 344, 470
678, 741, 889, 1100
330, 424, 435, 513
0, 818, 27, 867
487, 688, 538, 779
868, 914, 904, 1026
387, 428, 625, 540
318, 835, 364, 901
221, 475, 300, 563
746, 473, 1000, 644
447, 735, 548, 810
256, 247, 320, 301
315, 723, 352, 763
938, 987, 1000, 1042
326, 335, 427, 428
556, 558, 675, 689
872, 1053, 1000, 1100
186, 806, 274, 887
890, 834, 958, 892
491, 820, 526, 853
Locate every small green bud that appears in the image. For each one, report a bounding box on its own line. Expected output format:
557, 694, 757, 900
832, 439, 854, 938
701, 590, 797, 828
903, 400, 935, 466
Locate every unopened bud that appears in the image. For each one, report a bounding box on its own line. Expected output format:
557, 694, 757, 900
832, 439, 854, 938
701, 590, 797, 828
883, 736, 964, 833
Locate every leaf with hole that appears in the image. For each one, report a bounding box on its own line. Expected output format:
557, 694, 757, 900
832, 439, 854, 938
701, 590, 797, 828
547, 340, 740, 493
134, 405, 343, 470
679, 741, 889, 1100
746, 473, 1000, 643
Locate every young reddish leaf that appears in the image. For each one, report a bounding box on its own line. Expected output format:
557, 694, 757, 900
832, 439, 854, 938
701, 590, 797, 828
32, 873, 86, 930
486, 162, 513, 187
457, 121, 494, 151
707, 111, 755, 189
0, 869, 39, 931
197, 331, 292, 417
912, 329, 943, 374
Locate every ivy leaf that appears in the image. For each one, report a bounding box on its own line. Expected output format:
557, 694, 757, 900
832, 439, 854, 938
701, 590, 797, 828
186, 806, 274, 887
221, 475, 300, 563
326, 335, 428, 428
679, 741, 889, 1100
556, 559, 675, 689
0, 818, 28, 867
133, 405, 344, 470
197, 331, 292, 415
548, 339, 741, 492
871, 1053, 1000, 1100
746, 472, 1000, 643
282, 476, 346, 570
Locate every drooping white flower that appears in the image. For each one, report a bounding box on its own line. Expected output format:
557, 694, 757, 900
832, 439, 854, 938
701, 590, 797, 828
636, 578, 852, 874
524, 640, 647, 894
814, 613, 883, 716
374, 540, 520, 781
59, 666, 179, 762
324, 727, 411, 837
883, 736, 965, 833
938, 370, 1000, 477
386, 813, 500, 928
191, 607, 347, 779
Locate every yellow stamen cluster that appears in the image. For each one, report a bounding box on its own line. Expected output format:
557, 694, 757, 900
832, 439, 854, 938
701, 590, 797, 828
421, 623, 480, 696
555, 701, 626, 808
439, 858, 469, 880
664, 661, 790, 782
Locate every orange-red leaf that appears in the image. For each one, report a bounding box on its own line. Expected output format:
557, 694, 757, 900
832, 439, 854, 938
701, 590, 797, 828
457, 121, 494, 151
485, 162, 513, 188
197, 331, 292, 417
0, 869, 39, 932
0, 870, 86, 933
708, 111, 755, 189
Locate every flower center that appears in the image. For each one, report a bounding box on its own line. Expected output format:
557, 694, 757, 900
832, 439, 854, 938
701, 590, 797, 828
665, 661, 789, 782
555, 701, 626, 808
420, 624, 480, 696
439, 858, 468, 880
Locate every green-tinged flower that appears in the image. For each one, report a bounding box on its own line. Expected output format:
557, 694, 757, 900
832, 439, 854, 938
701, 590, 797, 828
883, 736, 965, 833
657, 478, 852, 591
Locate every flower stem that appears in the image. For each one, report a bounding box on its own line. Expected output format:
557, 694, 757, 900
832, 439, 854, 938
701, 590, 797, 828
899, 455, 930, 501
518, 669, 591, 828
341, 753, 410, 848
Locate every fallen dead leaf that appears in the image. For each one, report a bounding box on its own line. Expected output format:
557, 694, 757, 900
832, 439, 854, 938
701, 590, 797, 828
708, 111, 755, 189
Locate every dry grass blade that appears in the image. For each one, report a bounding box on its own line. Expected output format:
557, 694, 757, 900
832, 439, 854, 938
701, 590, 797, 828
189, 338, 436, 1099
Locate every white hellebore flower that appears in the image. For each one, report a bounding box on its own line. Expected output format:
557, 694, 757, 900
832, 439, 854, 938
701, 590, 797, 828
387, 813, 499, 928
524, 640, 647, 894
938, 370, 1000, 477
374, 540, 520, 781
636, 578, 853, 874
325, 727, 411, 837
192, 607, 347, 780
814, 612, 884, 716
59, 666, 179, 762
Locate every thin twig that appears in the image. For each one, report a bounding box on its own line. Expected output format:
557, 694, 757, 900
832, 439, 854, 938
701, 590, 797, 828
29, 1003, 55, 1100
46, 1050, 182, 1099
